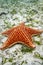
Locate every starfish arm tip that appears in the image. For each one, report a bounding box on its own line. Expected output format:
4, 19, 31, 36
40, 30, 43, 33
0, 47, 3, 50
32, 44, 36, 48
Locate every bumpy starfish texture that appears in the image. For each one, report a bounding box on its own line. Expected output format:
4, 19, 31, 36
0, 23, 43, 50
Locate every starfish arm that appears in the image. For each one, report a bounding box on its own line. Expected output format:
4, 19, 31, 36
19, 22, 25, 26
18, 29, 35, 48
28, 34, 33, 42
0, 29, 18, 50
0, 39, 11, 50
25, 27, 43, 35
1, 22, 25, 36
1, 27, 15, 36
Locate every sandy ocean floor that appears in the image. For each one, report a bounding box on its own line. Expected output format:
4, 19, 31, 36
0, 0, 43, 65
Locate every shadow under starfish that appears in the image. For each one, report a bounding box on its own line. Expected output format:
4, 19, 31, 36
0, 22, 43, 50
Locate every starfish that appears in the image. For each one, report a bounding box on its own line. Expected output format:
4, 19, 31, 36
0, 23, 43, 50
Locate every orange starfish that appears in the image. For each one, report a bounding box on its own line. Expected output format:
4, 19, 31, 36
0, 23, 43, 50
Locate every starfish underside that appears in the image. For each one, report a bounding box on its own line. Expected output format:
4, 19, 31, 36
0, 23, 43, 50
